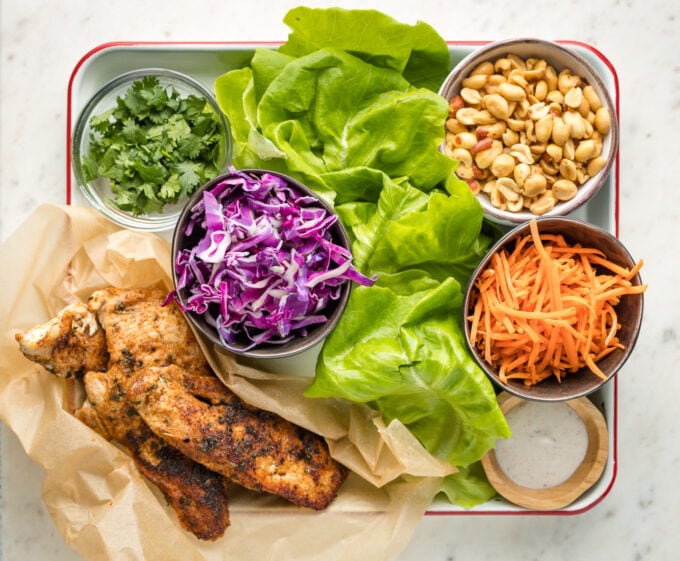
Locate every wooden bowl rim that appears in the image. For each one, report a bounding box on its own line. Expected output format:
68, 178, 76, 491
481, 391, 609, 510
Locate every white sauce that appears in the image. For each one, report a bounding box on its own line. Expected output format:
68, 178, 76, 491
495, 401, 588, 489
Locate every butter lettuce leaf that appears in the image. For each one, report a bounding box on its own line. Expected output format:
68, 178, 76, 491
438, 464, 498, 508
306, 178, 509, 467
215, 12, 454, 195
306, 275, 509, 466
279, 6, 451, 91
253, 47, 453, 192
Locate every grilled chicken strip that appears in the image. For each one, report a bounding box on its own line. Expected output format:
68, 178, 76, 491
15, 303, 108, 379
128, 365, 348, 510
80, 368, 230, 541
87, 287, 211, 377
15, 289, 232, 541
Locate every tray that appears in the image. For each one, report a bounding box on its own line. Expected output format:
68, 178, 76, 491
65, 41, 620, 515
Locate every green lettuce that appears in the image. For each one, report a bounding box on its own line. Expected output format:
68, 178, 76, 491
306, 177, 509, 467
213, 7, 510, 507
279, 6, 452, 91
214, 9, 454, 198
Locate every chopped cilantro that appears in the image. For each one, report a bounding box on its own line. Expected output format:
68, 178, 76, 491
83, 75, 226, 216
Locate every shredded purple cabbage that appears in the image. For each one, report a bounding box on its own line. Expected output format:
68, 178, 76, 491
169, 168, 376, 350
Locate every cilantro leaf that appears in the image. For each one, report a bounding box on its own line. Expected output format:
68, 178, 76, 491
83, 75, 227, 216
175, 161, 202, 193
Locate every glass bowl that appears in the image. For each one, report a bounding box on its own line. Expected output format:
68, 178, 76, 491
71, 68, 232, 232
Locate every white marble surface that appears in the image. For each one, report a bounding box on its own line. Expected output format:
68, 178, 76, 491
1, 0, 678, 559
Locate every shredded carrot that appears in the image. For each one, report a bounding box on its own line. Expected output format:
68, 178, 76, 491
467, 219, 647, 386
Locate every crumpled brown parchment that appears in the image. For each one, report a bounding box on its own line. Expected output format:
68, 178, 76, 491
0, 204, 455, 561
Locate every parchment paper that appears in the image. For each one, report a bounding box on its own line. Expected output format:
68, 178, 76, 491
0, 204, 455, 561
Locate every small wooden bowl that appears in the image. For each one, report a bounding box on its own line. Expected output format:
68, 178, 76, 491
481, 392, 609, 510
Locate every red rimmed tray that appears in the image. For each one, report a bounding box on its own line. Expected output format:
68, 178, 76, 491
65, 40, 620, 515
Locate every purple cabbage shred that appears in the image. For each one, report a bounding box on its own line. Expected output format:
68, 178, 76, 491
170, 168, 376, 349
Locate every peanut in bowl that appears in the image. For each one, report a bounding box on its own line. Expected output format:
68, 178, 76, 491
439, 38, 619, 226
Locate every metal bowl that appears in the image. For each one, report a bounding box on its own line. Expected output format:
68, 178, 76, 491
463, 217, 644, 401
439, 38, 619, 226
171, 169, 352, 359
71, 68, 231, 232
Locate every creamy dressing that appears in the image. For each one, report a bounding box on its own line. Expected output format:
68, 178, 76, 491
495, 401, 588, 489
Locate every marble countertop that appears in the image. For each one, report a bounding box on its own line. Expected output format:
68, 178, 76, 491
1, 0, 678, 559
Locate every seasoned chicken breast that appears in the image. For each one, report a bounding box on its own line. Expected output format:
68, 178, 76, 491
87, 287, 211, 377
80, 368, 230, 541
15, 303, 108, 379
16, 286, 346, 540
129, 365, 348, 510
16, 289, 231, 541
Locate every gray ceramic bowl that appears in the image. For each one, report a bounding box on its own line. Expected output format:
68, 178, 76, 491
172, 169, 352, 359
439, 39, 619, 226
463, 217, 644, 401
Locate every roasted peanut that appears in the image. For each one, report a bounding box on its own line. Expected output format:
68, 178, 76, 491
451, 148, 473, 167
575, 139, 600, 162
470, 137, 494, 154
510, 143, 535, 164
546, 143, 563, 162
483, 121, 507, 139
507, 54, 527, 70
489, 183, 507, 210
535, 115, 553, 144
496, 177, 521, 201
528, 102, 550, 120
575, 165, 589, 184
564, 86, 583, 109
472, 109, 497, 126
494, 58, 512, 73
530, 191, 557, 215
455, 164, 474, 180
557, 69, 581, 94
551, 117, 571, 145
514, 162, 531, 186
451, 131, 478, 150
449, 95, 465, 115
507, 195, 524, 213
563, 110, 587, 139
539, 157, 558, 176
594, 107, 611, 135
491, 153, 516, 177
545, 90, 565, 104
559, 158, 578, 181
484, 94, 510, 120
461, 87, 483, 105
466, 180, 481, 195
474, 140, 503, 169
586, 155, 607, 176
553, 179, 578, 200
471, 60, 494, 75
446, 118, 466, 134
583, 85, 602, 111
498, 82, 526, 102
534, 79, 549, 101
444, 52, 613, 215
462, 74, 489, 90
455, 107, 478, 126
506, 118, 526, 132
522, 173, 547, 197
